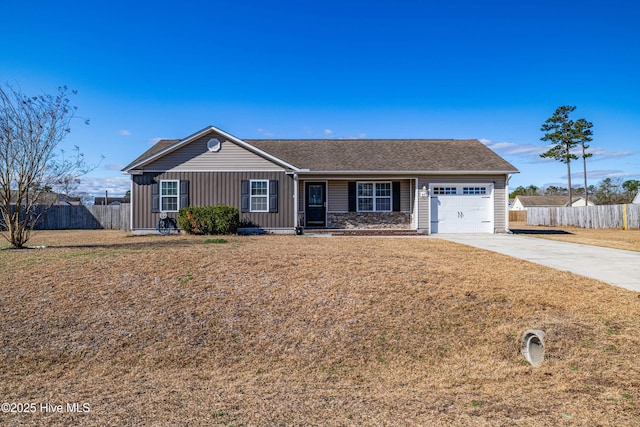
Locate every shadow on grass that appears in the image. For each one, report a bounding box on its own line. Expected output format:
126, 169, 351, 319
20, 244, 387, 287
510, 228, 574, 235
1, 236, 223, 251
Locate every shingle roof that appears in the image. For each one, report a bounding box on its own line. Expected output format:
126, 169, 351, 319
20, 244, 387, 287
246, 139, 518, 172
515, 196, 582, 207
122, 125, 519, 174
122, 139, 180, 171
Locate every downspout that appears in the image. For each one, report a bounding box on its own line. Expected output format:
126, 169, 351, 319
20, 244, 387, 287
293, 173, 299, 232
129, 177, 134, 232
505, 174, 512, 233
414, 178, 420, 232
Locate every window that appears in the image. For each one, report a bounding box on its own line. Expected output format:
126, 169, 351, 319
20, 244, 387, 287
160, 180, 179, 211
357, 182, 391, 212
241, 179, 278, 214
463, 187, 487, 195
250, 180, 268, 212
433, 187, 457, 195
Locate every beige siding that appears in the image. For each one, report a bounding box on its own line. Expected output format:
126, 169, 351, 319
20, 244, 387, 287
298, 180, 304, 212
132, 171, 295, 230
400, 180, 411, 212
417, 189, 430, 231
328, 181, 348, 211
319, 179, 412, 212
142, 131, 285, 172
418, 175, 508, 233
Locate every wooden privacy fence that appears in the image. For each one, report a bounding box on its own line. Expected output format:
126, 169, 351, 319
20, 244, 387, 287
527, 204, 640, 229
509, 210, 527, 222
34, 204, 131, 231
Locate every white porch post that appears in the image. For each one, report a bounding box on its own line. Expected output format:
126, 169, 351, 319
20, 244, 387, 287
293, 173, 299, 229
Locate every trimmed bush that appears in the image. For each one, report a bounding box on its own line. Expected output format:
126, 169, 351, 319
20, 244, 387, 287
178, 205, 240, 235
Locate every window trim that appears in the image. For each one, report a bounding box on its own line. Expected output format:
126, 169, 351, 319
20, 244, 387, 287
463, 187, 488, 195
250, 179, 269, 212
160, 179, 180, 212
357, 181, 392, 212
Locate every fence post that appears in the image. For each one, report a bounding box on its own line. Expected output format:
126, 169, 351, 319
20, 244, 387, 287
623, 204, 628, 230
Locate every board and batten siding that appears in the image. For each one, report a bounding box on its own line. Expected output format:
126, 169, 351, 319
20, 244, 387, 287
140, 132, 284, 172
417, 175, 508, 233
132, 171, 295, 230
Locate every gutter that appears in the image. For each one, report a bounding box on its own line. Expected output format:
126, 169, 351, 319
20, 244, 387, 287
294, 170, 520, 176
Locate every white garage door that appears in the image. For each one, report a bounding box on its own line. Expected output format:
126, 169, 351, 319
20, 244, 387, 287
430, 184, 494, 233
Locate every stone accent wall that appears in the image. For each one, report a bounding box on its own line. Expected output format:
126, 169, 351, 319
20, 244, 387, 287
327, 212, 412, 229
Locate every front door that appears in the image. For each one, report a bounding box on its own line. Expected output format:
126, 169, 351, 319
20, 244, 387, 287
305, 182, 326, 227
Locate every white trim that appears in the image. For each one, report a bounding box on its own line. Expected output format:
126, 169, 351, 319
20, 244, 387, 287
296, 170, 519, 176
356, 181, 392, 212
125, 169, 287, 174
123, 126, 301, 173
129, 178, 134, 231
429, 182, 495, 234
249, 179, 269, 213
207, 138, 222, 152
293, 174, 299, 229
413, 178, 419, 230
505, 174, 512, 232
160, 179, 180, 212
303, 180, 328, 227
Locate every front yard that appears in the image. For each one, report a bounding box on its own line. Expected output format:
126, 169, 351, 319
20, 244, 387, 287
511, 222, 640, 252
1, 231, 639, 426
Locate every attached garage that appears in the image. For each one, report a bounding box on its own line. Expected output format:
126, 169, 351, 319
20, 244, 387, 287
123, 125, 518, 234
430, 184, 494, 233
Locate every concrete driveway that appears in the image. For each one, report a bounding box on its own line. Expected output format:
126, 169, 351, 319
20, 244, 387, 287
437, 234, 640, 293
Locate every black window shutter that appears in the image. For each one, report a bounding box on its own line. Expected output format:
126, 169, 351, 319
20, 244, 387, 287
269, 180, 278, 213
180, 180, 189, 208
240, 180, 249, 213
151, 182, 159, 213
348, 182, 356, 212
392, 182, 401, 211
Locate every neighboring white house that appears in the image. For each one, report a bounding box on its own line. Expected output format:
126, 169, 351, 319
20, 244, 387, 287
633, 192, 640, 204
511, 195, 595, 210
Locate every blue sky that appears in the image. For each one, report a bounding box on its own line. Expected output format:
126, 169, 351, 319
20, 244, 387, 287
2, 0, 639, 198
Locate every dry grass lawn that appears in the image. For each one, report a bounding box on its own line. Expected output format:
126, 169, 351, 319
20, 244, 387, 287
511, 222, 640, 252
1, 230, 640, 426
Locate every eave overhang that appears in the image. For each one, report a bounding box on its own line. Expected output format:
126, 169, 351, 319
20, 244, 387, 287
122, 125, 302, 174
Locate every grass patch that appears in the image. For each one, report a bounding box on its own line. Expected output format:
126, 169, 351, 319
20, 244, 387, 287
1, 230, 639, 425
202, 238, 227, 244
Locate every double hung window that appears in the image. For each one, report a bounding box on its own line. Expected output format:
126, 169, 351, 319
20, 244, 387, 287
160, 180, 179, 212
250, 180, 269, 212
357, 182, 391, 212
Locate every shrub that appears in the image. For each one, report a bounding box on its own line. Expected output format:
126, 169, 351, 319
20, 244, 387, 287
178, 205, 240, 235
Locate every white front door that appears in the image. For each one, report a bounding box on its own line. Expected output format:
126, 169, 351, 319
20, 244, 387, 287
430, 184, 494, 233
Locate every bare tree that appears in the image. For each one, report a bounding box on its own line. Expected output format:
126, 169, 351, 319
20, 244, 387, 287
0, 84, 94, 248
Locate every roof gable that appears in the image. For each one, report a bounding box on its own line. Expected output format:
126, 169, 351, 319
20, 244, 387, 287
123, 126, 519, 174
122, 126, 299, 173
515, 195, 583, 207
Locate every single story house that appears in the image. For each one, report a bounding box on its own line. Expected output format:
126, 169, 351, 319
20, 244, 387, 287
4, 190, 81, 206
511, 195, 595, 210
122, 125, 519, 234
93, 196, 130, 206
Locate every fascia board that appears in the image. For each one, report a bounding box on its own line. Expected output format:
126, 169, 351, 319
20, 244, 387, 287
123, 125, 301, 173
122, 126, 214, 172
295, 170, 520, 175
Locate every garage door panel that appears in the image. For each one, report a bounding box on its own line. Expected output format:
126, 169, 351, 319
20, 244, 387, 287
430, 184, 494, 234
